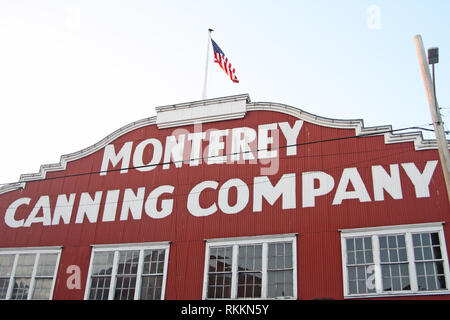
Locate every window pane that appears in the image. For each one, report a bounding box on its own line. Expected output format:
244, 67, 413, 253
388, 236, 397, 249
31, 278, 52, 300
348, 266, 356, 281
421, 233, 430, 246
364, 237, 372, 250
117, 250, 139, 275
401, 276, 411, 290
237, 272, 262, 298
347, 236, 372, 265
399, 248, 407, 262
423, 247, 432, 260
391, 264, 400, 277
0, 251, 60, 300
415, 261, 447, 291
11, 278, 31, 300
0, 255, 13, 298
267, 242, 294, 298
365, 250, 373, 264
207, 246, 233, 299
0, 278, 10, 299
89, 251, 116, 300
114, 275, 136, 300
349, 265, 376, 294
347, 252, 355, 265
209, 248, 217, 272
431, 233, 440, 245
15, 254, 36, 277
437, 276, 446, 289
36, 254, 58, 277
433, 246, 442, 259
417, 276, 427, 291
237, 244, 263, 298
356, 251, 365, 264
389, 249, 398, 262
425, 262, 434, 275
397, 236, 406, 248
89, 276, 111, 300
114, 250, 139, 300
427, 276, 437, 290
346, 238, 355, 251
413, 232, 447, 291
207, 246, 231, 274
207, 273, 232, 299
412, 234, 421, 247
267, 270, 293, 298
345, 236, 375, 294
379, 236, 387, 249
349, 280, 357, 294
380, 249, 388, 263
400, 264, 409, 276
355, 238, 363, 250
0, 254, 15, 277
416, 262, 424, 276
379, 234, 410, 292
392, 277, 401, 291
141, 275, 164, 300
414, 248, 423, 261
238, 245, 262, 272
92, 252, 114, 276
268, 242, 292, 270
207, 239, 295, 299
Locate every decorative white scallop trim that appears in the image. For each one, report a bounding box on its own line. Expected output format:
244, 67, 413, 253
0, 116, 156, 195
247, 102, 445, 151
0, 95, 447, 195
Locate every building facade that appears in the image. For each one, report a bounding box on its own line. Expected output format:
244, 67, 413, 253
0, 94, 449, 300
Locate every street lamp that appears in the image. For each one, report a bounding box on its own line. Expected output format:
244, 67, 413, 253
414, 35, 450, 204
428, 47, 439, 103
428, 47, 439, 64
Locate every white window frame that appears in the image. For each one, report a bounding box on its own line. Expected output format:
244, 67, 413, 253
202, 233, 298, 300
84, 242, 170, 300
0, 246, 62, 300
340, 222, 450, 299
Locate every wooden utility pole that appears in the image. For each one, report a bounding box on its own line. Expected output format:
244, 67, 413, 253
414, 34, 450, 205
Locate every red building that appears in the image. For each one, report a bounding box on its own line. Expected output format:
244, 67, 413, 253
0, 94, 449, 300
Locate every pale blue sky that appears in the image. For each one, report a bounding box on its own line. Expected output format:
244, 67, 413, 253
0, 1, 449, 184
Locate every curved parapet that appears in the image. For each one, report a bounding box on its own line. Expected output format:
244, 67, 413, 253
0, 93, 446, 195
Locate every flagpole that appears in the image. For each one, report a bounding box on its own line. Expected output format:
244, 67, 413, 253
202, 28, 213, 100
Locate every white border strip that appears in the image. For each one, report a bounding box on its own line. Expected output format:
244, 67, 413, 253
339, 221, 445, 234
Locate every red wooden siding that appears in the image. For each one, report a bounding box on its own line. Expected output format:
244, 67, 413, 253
0, 109, 449, 300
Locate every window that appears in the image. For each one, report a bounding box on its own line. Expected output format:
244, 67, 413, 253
0, 247, 61, 300
84, 242, 169, 300
203, 234, 297, 299
340, 222, 450, 298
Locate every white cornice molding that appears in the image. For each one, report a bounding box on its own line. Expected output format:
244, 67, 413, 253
155, 94, 249, 128
1, 95, 447, 195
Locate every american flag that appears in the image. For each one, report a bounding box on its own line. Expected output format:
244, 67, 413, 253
211, 38, 239, 83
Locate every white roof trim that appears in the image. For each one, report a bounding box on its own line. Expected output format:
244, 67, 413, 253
247, 102, 445, 151
1, 94, 447, 195
0, 116, 156, 195
155, 94, 249, 128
